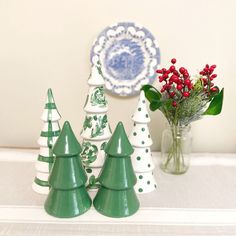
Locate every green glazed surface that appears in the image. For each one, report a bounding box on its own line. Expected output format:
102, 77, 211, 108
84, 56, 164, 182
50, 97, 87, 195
44, 186, 92, 218
53, 121, 82, 156
105, 122, 133, 157
98, 156, 137, 189
49, 155, 87, 189
93, 186, 139, 218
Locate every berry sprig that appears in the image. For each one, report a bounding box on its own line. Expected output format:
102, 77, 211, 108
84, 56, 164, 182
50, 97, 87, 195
199, 64, 218, 94
156, 58, 194, 107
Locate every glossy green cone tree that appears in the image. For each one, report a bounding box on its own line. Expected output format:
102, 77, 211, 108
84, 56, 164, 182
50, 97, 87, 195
44, 121, 92, 218
93, 122, 140, 218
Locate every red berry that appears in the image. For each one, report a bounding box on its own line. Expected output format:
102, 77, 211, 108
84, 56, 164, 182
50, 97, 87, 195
156, 69, 163, 74
177, 84, 183, 90
210, 82, 214, 87
170, 75, 179, 83
211, 65, 217, 69
183, 91, 190, 97
205, 64, 209, 68
170, 92, 176, 98
159, 76, 164, 82
183, 72, 189, 79
172, 101, 177, 107
179, 67, 186, 74
162, 68, 167, 73
177, 79, 183, 84
211, 87, 218, 92
173, 70, 180, 76
171, 58, 177, 64
211, 74, 217, 79
170, 65, 175, 72
163, 73, 169, 79
188, 84, 193, 90
204, 68, 209, 73
184, 79, 191, 85
161, 88, 165, 93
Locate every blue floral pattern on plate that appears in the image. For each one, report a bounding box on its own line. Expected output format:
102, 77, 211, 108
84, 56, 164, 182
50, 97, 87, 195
91, 22, 161, 96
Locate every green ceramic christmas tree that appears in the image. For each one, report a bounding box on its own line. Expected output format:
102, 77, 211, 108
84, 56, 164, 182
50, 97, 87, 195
44, 121, 92, 218
93, 122, 140, 218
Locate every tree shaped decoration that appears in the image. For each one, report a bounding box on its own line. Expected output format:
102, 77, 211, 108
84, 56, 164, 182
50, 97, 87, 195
32, 88, 61, 194
44, 121, 92, 218
81, 63, 112, 184
129, 90, 157, 194
93, 122, 140, 218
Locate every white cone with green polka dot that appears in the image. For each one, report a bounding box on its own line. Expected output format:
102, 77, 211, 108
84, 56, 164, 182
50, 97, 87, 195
32, 89, 61, 195
129, 91, 157, 194
81, 64, 112, 189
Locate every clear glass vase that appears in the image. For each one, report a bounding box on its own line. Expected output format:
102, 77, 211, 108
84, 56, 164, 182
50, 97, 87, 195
160, 124, 192, 175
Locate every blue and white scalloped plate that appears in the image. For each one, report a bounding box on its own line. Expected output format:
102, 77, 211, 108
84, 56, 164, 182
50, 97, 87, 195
90, 22, 161, 96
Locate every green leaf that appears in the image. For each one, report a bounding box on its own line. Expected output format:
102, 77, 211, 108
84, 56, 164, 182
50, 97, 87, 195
141, 85, 161, 103
204, 88, 224, 115
150, 101, 162, 111
89, 175, 96, 185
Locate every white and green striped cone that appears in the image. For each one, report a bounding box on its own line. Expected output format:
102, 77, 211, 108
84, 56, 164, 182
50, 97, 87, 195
130, 91, 157, 194
32, 88, 61, 194
81, 64, 112, 190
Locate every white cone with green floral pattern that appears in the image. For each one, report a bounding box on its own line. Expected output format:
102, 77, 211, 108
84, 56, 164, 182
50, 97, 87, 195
129, 91, 157, 194
32, 88, 61, 194
81, 63, 112, 190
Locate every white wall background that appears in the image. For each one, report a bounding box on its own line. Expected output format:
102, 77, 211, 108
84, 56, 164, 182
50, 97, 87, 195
0, 0, 235, 152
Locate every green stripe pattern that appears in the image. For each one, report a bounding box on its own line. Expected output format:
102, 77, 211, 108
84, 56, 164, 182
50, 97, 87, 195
34, 177, 50, 187
37, 155, 54, 163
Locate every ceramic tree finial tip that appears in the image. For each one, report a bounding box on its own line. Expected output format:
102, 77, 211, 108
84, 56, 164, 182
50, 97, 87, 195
53, 121, 82, 156
105, 121, 133, 157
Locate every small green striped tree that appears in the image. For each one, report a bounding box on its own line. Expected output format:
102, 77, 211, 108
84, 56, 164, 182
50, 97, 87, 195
32, 88, 61, 194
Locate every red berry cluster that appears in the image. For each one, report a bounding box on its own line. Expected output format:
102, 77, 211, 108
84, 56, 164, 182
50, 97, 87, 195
156, 58, 193, 107
199, 64, 218, 93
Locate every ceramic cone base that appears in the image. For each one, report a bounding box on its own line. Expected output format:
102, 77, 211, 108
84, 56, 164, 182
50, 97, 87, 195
93, 186, 140, 218
134, 171, 157, 194
44, 186, 92, 218
32, 182, 49, 195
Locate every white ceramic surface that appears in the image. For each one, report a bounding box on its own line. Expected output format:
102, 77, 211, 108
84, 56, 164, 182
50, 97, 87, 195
129, 123, 153, 147
81, 113, 112, 141
83, 86, 108, 113
132, 90, 151, 123
134, 171, 157, 194
131, 147, 155, 172
81, 139, 108, 168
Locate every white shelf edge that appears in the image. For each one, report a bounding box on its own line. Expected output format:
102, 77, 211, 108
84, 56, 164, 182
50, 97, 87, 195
0, 148, 236, 166
1, 205, 236, 226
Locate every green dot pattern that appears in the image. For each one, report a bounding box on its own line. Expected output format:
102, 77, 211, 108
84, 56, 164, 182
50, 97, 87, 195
138, 108, 141, 111
137, 156, 141, 161
133, 132, 137, 136
138, 188, 143, 192
141, 128, 145, 132
142, 141, 145, 144
139, 175, 143, 179
145, 149, 149, 153
146, 114, 149, 118
148, 164, 151, 168
147, 181, 150, 185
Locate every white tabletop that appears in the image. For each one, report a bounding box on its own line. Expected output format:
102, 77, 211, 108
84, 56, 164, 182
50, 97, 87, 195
0, 148, 236, 235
